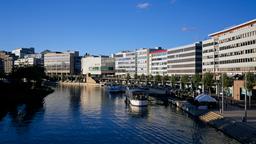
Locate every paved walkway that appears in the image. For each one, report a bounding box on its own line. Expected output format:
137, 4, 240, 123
214, 104, 256, 129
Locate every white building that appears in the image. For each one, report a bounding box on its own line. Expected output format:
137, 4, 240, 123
203, 19, 256, 74
114, 51, 137, 77
136, 48, 156, 75
14, 57, 40, 67
167, 42, 202, 75
12, 48, 35, 58
81, 55, 114, 76
149, 49, 168, 76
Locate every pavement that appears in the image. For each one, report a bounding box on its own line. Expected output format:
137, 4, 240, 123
214, 103, 256, 129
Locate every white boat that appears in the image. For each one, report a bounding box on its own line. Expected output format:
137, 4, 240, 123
126, 88, 148, 107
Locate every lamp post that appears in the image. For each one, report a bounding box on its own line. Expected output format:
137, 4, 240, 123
243, 73, 247, 122
221, 73, 224, 114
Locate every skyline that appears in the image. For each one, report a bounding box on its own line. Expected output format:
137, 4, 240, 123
1, 0, 256, 55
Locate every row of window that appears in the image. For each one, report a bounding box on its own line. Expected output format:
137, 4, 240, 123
219, 57, 256, 64
219, 30, 256, 44
219, 48, 256, 57
168, 46, 196, 54
219, 39, 256, 51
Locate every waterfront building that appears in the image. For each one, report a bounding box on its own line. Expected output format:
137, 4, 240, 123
114, 51, 137, 77
81, 55, 115, 76
14, 57, 41, 67
0, 51, 16, 74
12, 47, 35, 58
167, 42, 202, 75
44, 52, 75, 75
136, 48, 156, 75
149, 49, 168, 76
203, 19, 256, 74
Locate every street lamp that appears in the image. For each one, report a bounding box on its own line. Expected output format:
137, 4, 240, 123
243, 72, 247, 122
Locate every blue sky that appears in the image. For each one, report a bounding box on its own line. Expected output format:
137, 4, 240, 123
0, 0, 255, 55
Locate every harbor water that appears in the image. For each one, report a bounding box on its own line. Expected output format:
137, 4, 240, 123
0, 85, 239, 144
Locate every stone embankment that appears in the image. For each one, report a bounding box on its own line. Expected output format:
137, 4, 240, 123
170, 99, 256, 144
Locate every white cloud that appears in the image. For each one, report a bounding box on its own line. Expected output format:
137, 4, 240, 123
136, 3, 150, 9
181, 26, 196, 32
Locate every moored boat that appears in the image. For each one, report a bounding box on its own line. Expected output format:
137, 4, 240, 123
126, 88, 148, 107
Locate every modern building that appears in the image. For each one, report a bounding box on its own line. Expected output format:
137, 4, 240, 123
136, 48, 156, 75
44, 52, 75, 75
167, 42, 202, 75
81, 55, 115, 76
203, 19, 256, 74
12, 48, 35, 58
14, 57, 41, 67
149, 49, 168, 76
114, 51, 137, 77
0, 51, 16, 74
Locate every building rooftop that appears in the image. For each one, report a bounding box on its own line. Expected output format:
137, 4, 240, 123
209, 19, 256, 37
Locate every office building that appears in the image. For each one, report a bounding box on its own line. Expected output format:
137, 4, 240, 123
149, 49, 168, 76
12, 48, 35, 58
0, 51, 16, 74
167, 42, 202, 75
81, 55, 115, 76
136, 48, 156, 75
203, 19, 256, 74
44, 52, 75, 75
114, 51, 137, 77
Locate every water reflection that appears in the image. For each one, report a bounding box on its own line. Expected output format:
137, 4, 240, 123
0, 86, 239, 144
128, 105, 148, 118
0, 98, 45, 134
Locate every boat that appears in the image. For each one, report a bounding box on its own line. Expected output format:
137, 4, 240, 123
126, 88, 148, 107
107, 85, 126, 93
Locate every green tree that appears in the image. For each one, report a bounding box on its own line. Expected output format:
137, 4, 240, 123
245, 72, 255, 108
245, 72, 255, 91
203, 72, 214, 94
147, 74, 153, 83
126, 73, 131, 82
155, 74, 162, 84
141, 74, 146, 81
170, 75, 178, 88
221, 73, 233, 90
181, 75, 189, 89
163, 75, 170, 85
11, 66, 46, 87
192, 73, 201, 91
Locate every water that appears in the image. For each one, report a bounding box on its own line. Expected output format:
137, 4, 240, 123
0, 85, 239, 144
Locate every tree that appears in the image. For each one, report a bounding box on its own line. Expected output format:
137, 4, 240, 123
11, 65, 46, 87
192, 73, 201, 92
202, 72, 214, 94
181, 75, 189, 89
221, 73, 233, 91
163, 75, 170, 85
141, 74, 146, 81
134, 73, 138, 79
126, 73, 131, 82
170, 75, 178, 88
245, 72, 255, 108
147, 74, 153, 83
155, 74, 162, 83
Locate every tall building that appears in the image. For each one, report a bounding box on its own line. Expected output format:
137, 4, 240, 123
167, 42, 202, 75
149, 49, 168, 76
114, 51, 137, 77
81, 55, 115, 76
203, 19, 256, 74
0, 51, 16, 74
12, 48, 35, 58
136, 48, 156, 75
44, 52, 75, 75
